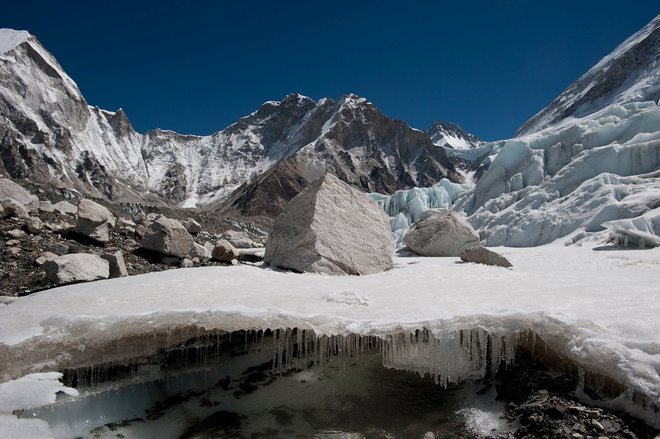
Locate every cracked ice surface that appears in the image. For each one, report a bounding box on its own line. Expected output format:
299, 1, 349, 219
0, 245, 659, 427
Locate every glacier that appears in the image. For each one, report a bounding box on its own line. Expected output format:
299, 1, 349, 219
456, 101, 660, 247
370, 178, 474, 247
0, 244, 659, 437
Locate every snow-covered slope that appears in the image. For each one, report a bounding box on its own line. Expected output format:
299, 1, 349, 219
457, 15, 660, 247
0, 29, 461, 212
517, 14, 660, 136
425, 120, 483, 150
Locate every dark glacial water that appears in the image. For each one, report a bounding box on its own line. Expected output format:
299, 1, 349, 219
28, 331, 513, 439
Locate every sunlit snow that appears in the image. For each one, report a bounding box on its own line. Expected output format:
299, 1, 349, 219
0, 245, 658, 434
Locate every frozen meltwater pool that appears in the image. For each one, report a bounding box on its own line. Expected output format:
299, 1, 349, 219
28, 331, 512, 439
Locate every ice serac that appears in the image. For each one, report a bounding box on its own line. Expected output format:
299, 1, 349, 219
370, 179, 474, 248
517, 14, 660, 136
457, 15, 660, 247
404, 209, 480, 257
264, 174, 394, 275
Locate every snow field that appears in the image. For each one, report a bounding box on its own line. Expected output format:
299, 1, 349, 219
0, 245, 658, 428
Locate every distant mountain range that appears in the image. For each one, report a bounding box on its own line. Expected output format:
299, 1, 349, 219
0, 28, 477, 215
1, 11, 659, 249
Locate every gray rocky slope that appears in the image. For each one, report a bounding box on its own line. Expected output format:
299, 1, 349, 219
517, 14, 660, 136
0, 29, 462, 216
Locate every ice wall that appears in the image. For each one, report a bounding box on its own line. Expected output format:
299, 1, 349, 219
370, 179, 474, 247
603, 206, 660, 248
456, 101, 660, 246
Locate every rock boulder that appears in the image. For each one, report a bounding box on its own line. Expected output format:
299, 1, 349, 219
264, 174, 394, 275
221, 230, 259, 249
182, 218, 203, 234
141, 217, 195, 258
53, 201, 78, 216
212, 240, 239, 262
101, 251, 129, 278
0, 178, 39, 211
459, 246, 512, 268
76, 199, 116, 243
43, 254, 110, 285
1, 199, 29, 218
404, 209, 480, 257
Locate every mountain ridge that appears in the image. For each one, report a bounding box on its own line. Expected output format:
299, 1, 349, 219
0, 29, 464, 215
517, 14, 660, 136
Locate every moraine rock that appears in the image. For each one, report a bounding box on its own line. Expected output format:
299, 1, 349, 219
1, 199, 29, 218
34, 252, 58, 266
182, 218, 203, 234
43, 253, 110, 285
39, 200, 54, 213
52, 200, 78, 216
25, 216, 43, 234
0, 178, 39, 211
221, 230, 259, 249
5, 228, 26, 239
101, 251, 129, 278
212, 240, 239, 263
134, 224, 147, 239
264, 174, 394, 275
404, 209, 480, 257
190, 242, 212, 260
75, 199, 116, 243
141, 216, 195, 258
459, 246, 512, 268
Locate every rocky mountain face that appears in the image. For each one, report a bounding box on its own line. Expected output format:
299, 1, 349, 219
517, 14, 660, 136
221, 95, 463, 216
425, 120, 483, 149
0, 29, 461, 216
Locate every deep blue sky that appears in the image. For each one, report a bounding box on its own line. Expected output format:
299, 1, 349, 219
3, 2, 658, 140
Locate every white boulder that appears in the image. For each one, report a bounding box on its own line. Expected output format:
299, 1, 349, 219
43, 254, 110, 285
75, 199, 116, 243
264, 174, 394, 275
404, 209, 480, 257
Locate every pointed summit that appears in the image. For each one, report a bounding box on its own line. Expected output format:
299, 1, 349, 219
0, 29, 32, 55
425, 120, 483, 150
517, 14, 660, 136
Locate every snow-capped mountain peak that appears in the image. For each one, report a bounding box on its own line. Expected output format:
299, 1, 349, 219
425, 120, 483, 150
517, 14, 660, 136
0, 29, 31, 55
0, 30, 461, 214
